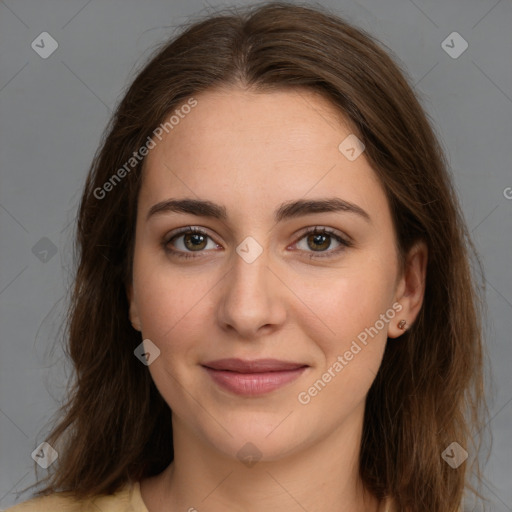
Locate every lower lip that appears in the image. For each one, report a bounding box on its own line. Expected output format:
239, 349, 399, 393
203, 366, 307, 396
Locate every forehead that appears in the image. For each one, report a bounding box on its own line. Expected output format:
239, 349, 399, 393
147, 86, 355, 161
139, 87, 385, 219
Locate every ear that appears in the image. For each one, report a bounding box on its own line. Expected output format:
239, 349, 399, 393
388, 240, 428, 339
126, 283, 142, 332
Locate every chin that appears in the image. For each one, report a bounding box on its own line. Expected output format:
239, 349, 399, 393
193, 411, 313, 464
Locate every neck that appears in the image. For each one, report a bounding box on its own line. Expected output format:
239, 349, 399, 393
144, 402, 381, 512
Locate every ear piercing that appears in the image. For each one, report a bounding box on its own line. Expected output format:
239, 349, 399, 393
397, 319, 407, 330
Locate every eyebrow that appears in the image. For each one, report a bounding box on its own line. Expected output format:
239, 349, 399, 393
146, 197, 371, 224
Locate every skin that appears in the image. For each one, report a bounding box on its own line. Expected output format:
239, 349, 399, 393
128, 86, 427, 512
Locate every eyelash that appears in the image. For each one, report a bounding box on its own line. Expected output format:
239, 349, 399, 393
163, 226, 352, 260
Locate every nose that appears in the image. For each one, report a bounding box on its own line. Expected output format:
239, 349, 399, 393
216, 244, 287, 340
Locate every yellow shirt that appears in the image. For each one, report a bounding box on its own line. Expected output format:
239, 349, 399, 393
5, 480, 396, 511
4, 481, 148, 512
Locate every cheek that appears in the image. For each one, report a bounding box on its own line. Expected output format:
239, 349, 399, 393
295, 254, 397, 348
296, 273, 392, 411
291, 257, 396, 411
132, 259, 211, 404
132, 250, 216, 352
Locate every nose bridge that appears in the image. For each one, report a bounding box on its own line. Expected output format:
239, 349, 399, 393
228, 236, 271, 304
217, 235, 285, 337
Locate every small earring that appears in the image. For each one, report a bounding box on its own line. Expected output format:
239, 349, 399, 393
397, 319, 407, 330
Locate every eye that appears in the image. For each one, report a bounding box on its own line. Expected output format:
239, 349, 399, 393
293, 226, 352, 259
163, 225, 352, 260
163, 226, 220, 259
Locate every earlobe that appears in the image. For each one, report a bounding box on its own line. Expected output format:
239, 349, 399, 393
126, 283, 142, 332
388, 316, 408, 339
388, 240, 428, 339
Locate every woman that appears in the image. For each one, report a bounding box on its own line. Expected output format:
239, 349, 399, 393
8, 2, 488, 511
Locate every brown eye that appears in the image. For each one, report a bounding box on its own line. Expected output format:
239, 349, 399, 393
306, 232, 332, 251
182, 232, 208, 251
295, 227, 352, 258
164, 227, 219, 259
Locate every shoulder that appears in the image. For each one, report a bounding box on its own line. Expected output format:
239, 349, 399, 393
4, 480, 148, 512
4, 491, 83, 512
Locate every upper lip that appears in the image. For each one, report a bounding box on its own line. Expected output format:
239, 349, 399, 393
202, 358, 308, 373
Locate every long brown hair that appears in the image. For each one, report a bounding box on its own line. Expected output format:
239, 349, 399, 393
23, 2, 490, 510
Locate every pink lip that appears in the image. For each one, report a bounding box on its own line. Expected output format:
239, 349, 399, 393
202, 358, 308, 396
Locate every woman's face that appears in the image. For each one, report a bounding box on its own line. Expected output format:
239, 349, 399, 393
129, 87, 410, 462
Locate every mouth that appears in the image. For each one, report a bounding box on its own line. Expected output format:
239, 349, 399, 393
202, 358, 309, 396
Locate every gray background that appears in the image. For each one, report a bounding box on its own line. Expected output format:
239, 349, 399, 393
0, 0, 511, 510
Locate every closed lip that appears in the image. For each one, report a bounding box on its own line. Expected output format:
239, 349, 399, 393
202, 358, 308, 373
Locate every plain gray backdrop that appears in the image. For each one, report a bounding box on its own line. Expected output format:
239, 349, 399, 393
0, 0, 511, 510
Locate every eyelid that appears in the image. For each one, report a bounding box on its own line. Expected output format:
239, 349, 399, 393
293, 225, 353, 245
164, 225, 218, 244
